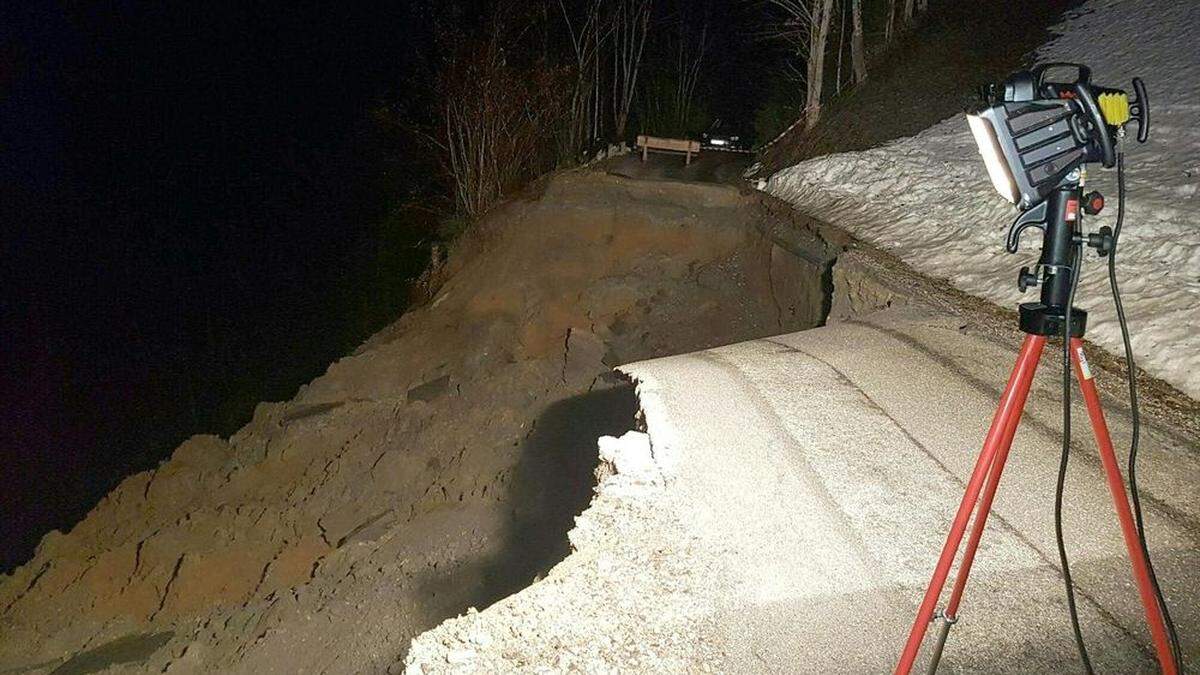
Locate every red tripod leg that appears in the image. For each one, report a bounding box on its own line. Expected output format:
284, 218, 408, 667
944, 364, 1029, 617
1070, 338, 1177, 675
895, 335, 1047, 675
923, 360, 1033, 670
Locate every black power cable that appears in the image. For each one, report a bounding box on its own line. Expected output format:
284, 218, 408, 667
1057, 231, 1094, 673
1055, 149, 1185, 674
1109, 150, 1184, 671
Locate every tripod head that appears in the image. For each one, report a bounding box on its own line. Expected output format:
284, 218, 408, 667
964, 64, 1150, 336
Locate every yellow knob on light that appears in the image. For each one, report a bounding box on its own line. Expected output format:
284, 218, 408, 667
1098, 92, 1131, 126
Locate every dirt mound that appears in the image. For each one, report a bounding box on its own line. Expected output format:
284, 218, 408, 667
0, 170, 836, 673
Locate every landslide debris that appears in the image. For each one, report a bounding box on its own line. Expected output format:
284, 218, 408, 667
0, 170, 834, 674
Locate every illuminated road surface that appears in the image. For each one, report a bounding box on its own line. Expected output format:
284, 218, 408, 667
408, 303, 1200, 673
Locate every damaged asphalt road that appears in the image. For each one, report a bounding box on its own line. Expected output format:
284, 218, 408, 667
407, 293, 1200, 673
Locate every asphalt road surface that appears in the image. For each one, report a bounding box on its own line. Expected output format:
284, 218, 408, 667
637, 305, 1198, 672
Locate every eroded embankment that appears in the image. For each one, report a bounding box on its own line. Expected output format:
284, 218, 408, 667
0, 171, 838, 674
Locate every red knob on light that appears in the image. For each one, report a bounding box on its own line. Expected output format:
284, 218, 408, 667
1083, 191, 1105, 215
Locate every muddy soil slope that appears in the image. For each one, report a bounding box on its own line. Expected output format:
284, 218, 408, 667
0, 171, 835, 674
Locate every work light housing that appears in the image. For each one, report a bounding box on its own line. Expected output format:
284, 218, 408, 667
964, 64, 1147, 212
967, 99, 1086, 210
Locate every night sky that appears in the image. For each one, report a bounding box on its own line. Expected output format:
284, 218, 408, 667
2, 0, 441, 571
1, 1, 770, 572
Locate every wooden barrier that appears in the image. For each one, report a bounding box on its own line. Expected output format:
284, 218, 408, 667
637, 135, 701, 165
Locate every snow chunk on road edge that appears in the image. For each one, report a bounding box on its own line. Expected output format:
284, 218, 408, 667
597, 432, 660, 484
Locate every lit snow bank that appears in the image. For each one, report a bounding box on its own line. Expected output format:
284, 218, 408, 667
764, 0, 1200, 400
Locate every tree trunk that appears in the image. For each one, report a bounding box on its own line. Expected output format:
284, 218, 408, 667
611, 0, 652, 140
885, 0, 896, 42
668, 3, 708, 137
850, 0, 867, 84
835, 0, 846, 95
904, 0, 917, 26
558, 0, 608, 155
804, 0, 835, 130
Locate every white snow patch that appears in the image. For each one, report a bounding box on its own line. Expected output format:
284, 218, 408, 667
597, 431, 660, 485
618, 369, 684, 478
764, 0, 1200, 399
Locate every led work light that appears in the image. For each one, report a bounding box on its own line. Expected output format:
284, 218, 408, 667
965, 64, 1147, 212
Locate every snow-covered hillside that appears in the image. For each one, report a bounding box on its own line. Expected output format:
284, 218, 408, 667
764, 0, 1200, 399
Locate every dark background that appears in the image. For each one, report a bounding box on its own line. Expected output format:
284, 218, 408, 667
1, 0, 774, 573
1, 1, 445, 572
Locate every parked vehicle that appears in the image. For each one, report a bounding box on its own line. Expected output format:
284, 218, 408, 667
700, 119, 748, 151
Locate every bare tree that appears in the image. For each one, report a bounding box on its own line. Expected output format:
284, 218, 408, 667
903, 0, 916, 27
671, 3, 709, 134
610, 0, 653, 140
884, 0, 896, 43
435, 18, 572, 218
765, 0, 836, 129
558, 0, 612, 152
850, 0, 866, 84
806, 0, 834, 128
835, 0, 846, 94
639, 0, 710, 137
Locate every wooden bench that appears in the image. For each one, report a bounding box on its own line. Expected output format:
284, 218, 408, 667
637, 135, 701, 165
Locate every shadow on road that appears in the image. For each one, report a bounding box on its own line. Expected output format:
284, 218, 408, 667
485, 384, 639, 596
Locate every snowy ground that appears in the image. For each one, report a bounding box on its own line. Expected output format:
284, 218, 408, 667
763, 0, 1200, 400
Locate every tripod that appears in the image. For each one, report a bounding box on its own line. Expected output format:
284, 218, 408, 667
894, 186, 1177, 674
